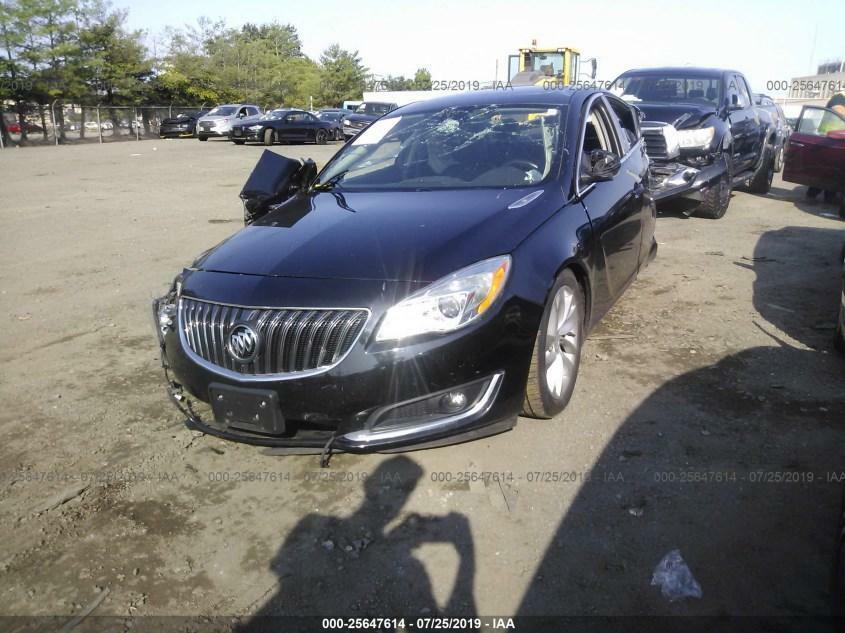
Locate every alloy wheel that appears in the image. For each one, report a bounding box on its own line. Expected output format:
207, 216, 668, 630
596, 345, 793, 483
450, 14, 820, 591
544, 284, 581, 398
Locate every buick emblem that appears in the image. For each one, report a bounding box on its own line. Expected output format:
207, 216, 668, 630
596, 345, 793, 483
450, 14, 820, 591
227, 324, 259, 363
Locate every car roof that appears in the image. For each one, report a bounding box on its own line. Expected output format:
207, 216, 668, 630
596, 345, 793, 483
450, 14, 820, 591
618, 67, 737, 78
387, 86, 590, 115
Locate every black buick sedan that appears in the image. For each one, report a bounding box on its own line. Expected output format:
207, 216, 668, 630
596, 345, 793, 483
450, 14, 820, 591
154, 87, 655, 454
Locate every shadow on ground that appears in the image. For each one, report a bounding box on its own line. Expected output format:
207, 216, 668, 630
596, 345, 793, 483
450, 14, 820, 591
516, 226, 845, 629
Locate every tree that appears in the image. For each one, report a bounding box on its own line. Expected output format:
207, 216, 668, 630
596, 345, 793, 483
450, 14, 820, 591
318, 44, 366, 107
411, 67, 431, 90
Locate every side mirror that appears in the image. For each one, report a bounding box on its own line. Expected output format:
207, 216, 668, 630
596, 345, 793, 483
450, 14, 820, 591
240, 151, 317, 225
584, 149, 621, 183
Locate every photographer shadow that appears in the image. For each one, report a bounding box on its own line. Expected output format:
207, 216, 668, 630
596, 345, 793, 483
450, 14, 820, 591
237, 456, 476, 631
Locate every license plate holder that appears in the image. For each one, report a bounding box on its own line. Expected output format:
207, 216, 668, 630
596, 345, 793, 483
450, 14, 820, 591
209, 383, 285, 434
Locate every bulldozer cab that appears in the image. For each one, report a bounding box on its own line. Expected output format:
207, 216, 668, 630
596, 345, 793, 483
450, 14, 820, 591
508, 46, 587, 87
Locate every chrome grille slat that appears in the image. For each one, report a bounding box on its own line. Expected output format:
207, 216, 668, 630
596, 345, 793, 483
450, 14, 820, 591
178, 298, 367, 377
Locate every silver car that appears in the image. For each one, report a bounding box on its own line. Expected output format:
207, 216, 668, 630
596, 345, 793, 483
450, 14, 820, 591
197, 104, 262, 141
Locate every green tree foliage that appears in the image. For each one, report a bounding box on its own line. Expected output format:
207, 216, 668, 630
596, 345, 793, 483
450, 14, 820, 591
317, 44, 367, 107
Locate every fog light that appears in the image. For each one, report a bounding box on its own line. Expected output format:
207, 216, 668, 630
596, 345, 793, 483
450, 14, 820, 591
158, 303, 177, 332
440, 391, 468, 413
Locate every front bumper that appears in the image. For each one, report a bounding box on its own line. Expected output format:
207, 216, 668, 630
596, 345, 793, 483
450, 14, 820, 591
197, 126, 230, 137
649, 157, 728, 203
230, 128, 261, 141
160, 127, 193, 138
343, 125, 365, 137
154, 272, 537, 452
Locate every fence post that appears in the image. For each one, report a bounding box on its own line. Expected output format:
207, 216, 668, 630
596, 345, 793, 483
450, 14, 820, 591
97, 105, 103, 144
50, 100, 59, 146
135, 108, 140, 141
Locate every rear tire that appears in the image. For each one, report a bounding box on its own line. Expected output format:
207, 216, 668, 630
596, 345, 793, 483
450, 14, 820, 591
523, 269, 585, 419
746, 146, 774, 194
263, 128, 274, 146
198, 135, 208, 142
315, 129, 327, 145
695, 168, 731, 219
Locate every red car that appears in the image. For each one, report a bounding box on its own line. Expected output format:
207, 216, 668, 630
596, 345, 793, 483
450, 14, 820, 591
783, 104, 845, 218
6, 121, 44, 134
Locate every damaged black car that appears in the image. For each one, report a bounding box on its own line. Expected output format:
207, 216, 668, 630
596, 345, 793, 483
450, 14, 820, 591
610, 67, 776, 219
153, 87, 656, 456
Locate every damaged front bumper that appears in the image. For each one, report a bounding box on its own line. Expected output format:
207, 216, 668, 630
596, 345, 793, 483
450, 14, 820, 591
648, 157, 728, 203
151, 275, 531, 454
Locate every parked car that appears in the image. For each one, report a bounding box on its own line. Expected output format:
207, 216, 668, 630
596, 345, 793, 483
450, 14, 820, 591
754, 94, 790, 171
316, 109, 349, 140
610, 67, 776, 219
782, 104, 845, 218
6, 121, 43, 134
229, 109, 335, 146
159, 111, 207, 138
153, 87, 656, 453
342, 101, 398, 138
196, 104, 262, 141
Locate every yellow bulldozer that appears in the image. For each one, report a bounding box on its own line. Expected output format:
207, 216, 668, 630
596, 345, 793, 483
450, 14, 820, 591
507, 41, 596, 87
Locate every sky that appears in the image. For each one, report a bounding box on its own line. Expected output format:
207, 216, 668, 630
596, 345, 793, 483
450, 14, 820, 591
121, 0, 845, 96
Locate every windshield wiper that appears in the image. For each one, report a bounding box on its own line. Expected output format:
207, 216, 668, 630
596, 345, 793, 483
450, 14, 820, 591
313, 170, 349, 191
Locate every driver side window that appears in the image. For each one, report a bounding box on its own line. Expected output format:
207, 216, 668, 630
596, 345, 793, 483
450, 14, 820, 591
580, 99, 621, 186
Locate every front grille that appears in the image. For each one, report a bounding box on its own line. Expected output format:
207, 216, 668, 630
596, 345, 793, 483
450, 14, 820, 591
642, 127, 668, 160
179, 298, 368, 376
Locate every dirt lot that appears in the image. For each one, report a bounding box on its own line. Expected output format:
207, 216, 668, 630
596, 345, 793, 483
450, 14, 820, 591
1, 138, 844, 629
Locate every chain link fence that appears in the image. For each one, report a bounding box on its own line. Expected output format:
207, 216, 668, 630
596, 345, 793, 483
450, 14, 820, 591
1, 103, 210, 149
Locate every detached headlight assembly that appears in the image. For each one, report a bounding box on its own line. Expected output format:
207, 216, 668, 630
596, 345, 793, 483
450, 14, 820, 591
376, 255, 511, 342
343, 119, 351, 126
677, 126, 715, 149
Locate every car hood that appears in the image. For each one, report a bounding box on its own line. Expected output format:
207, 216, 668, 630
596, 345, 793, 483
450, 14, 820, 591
635, 103, 718, 129
192, 188, 560, 282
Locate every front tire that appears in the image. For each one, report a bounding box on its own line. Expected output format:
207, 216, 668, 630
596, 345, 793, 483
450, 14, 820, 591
695, 168, 731, 219
263, 129, 274, 146
523, 270, 585, 419
198, 135, 208, 142
315, 129, 328, 145
773, 143, 784, 172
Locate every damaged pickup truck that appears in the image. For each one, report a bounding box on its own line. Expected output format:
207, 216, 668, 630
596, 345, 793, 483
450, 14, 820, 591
610, 67, 775, 219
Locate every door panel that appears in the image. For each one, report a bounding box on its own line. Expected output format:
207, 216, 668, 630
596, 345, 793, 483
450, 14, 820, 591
783, 106, 845, 191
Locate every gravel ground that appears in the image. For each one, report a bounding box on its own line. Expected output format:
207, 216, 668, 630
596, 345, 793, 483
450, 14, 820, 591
0, 138, 843, 629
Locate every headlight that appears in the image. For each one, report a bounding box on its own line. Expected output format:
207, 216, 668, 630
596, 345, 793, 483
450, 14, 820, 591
249, 124, 263, 131
376, 256, 511, 342
343, 119, 351, 126
677, 126, 715, 149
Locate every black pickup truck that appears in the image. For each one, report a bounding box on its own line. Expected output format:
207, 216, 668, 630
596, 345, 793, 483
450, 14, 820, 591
609, 67, 776, 219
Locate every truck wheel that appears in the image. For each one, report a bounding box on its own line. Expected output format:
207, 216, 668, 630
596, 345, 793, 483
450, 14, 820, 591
773, 144, 784, 172
523, 269, 585, 419
695, 170, 731, 219
263, 129, 274, 146
746, 147, 774, 194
